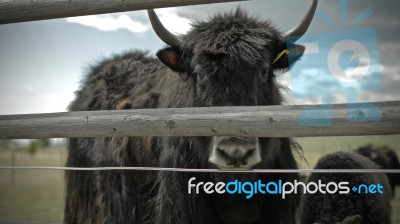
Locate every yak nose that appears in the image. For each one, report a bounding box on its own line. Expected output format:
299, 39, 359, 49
218, 146, 255, 166
209, 137, 261, 169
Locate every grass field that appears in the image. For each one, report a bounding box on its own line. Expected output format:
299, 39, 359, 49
0, 135, 399, 223
0, 148, 66, 223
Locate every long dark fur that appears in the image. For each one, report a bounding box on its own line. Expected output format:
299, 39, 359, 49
300, 152, 392, 224
356, 145, 400, 195
66, 9, 303, 224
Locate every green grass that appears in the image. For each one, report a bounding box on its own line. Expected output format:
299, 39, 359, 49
295, 135, 400, 168
0, 148, 66, 223
0, 136, 399, 223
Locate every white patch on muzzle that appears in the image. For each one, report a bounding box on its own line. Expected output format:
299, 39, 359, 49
208, 137, 261, 169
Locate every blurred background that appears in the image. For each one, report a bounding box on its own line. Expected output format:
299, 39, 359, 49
0, 0, 399, 223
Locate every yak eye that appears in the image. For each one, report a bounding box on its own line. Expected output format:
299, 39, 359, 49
261, 68, 269, 77
204, 52, 226, 61
197, 73, 206, 81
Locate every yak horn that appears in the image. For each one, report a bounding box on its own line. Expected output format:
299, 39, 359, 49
147, 9, 183, 48
283, 0, 318, 41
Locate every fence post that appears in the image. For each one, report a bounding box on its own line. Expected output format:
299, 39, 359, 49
0, 0, 245, 24
10, 144, 16, 184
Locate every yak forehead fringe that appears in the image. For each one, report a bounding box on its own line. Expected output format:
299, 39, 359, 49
182, 8, 282, 67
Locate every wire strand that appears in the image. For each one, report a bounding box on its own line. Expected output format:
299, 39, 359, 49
0, 166, 399, 173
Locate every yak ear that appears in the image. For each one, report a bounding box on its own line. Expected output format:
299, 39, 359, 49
157, 47, 186, 72
272, 43, 305, 70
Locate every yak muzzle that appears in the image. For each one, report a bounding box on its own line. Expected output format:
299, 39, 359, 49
209, 137, 261, 169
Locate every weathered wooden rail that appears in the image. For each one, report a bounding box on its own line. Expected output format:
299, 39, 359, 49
0, 0, 244, 24
1, 101, 399, 139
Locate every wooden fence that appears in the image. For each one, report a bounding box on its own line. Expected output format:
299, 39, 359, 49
0, 0, 245, 24
1, 101, 399, 139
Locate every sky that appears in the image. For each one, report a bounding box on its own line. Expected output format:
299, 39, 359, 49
0, 0, 399, 115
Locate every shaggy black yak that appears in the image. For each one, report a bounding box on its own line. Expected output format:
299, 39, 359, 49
65, 1, 318, 223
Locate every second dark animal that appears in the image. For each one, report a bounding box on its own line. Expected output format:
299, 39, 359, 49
356, 145, 400, 195
300, 151, 392, 224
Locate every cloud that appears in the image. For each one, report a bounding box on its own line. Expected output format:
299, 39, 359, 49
151, 8, 192, 35
66, 14, 148, 33
0, 86, 76, 115
381, 63, 400, 80
65, 9, 191, 36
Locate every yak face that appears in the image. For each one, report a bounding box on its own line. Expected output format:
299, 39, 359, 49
179, 11, 284, 168
148, 1, 317, 169
155, 10, 306, 169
